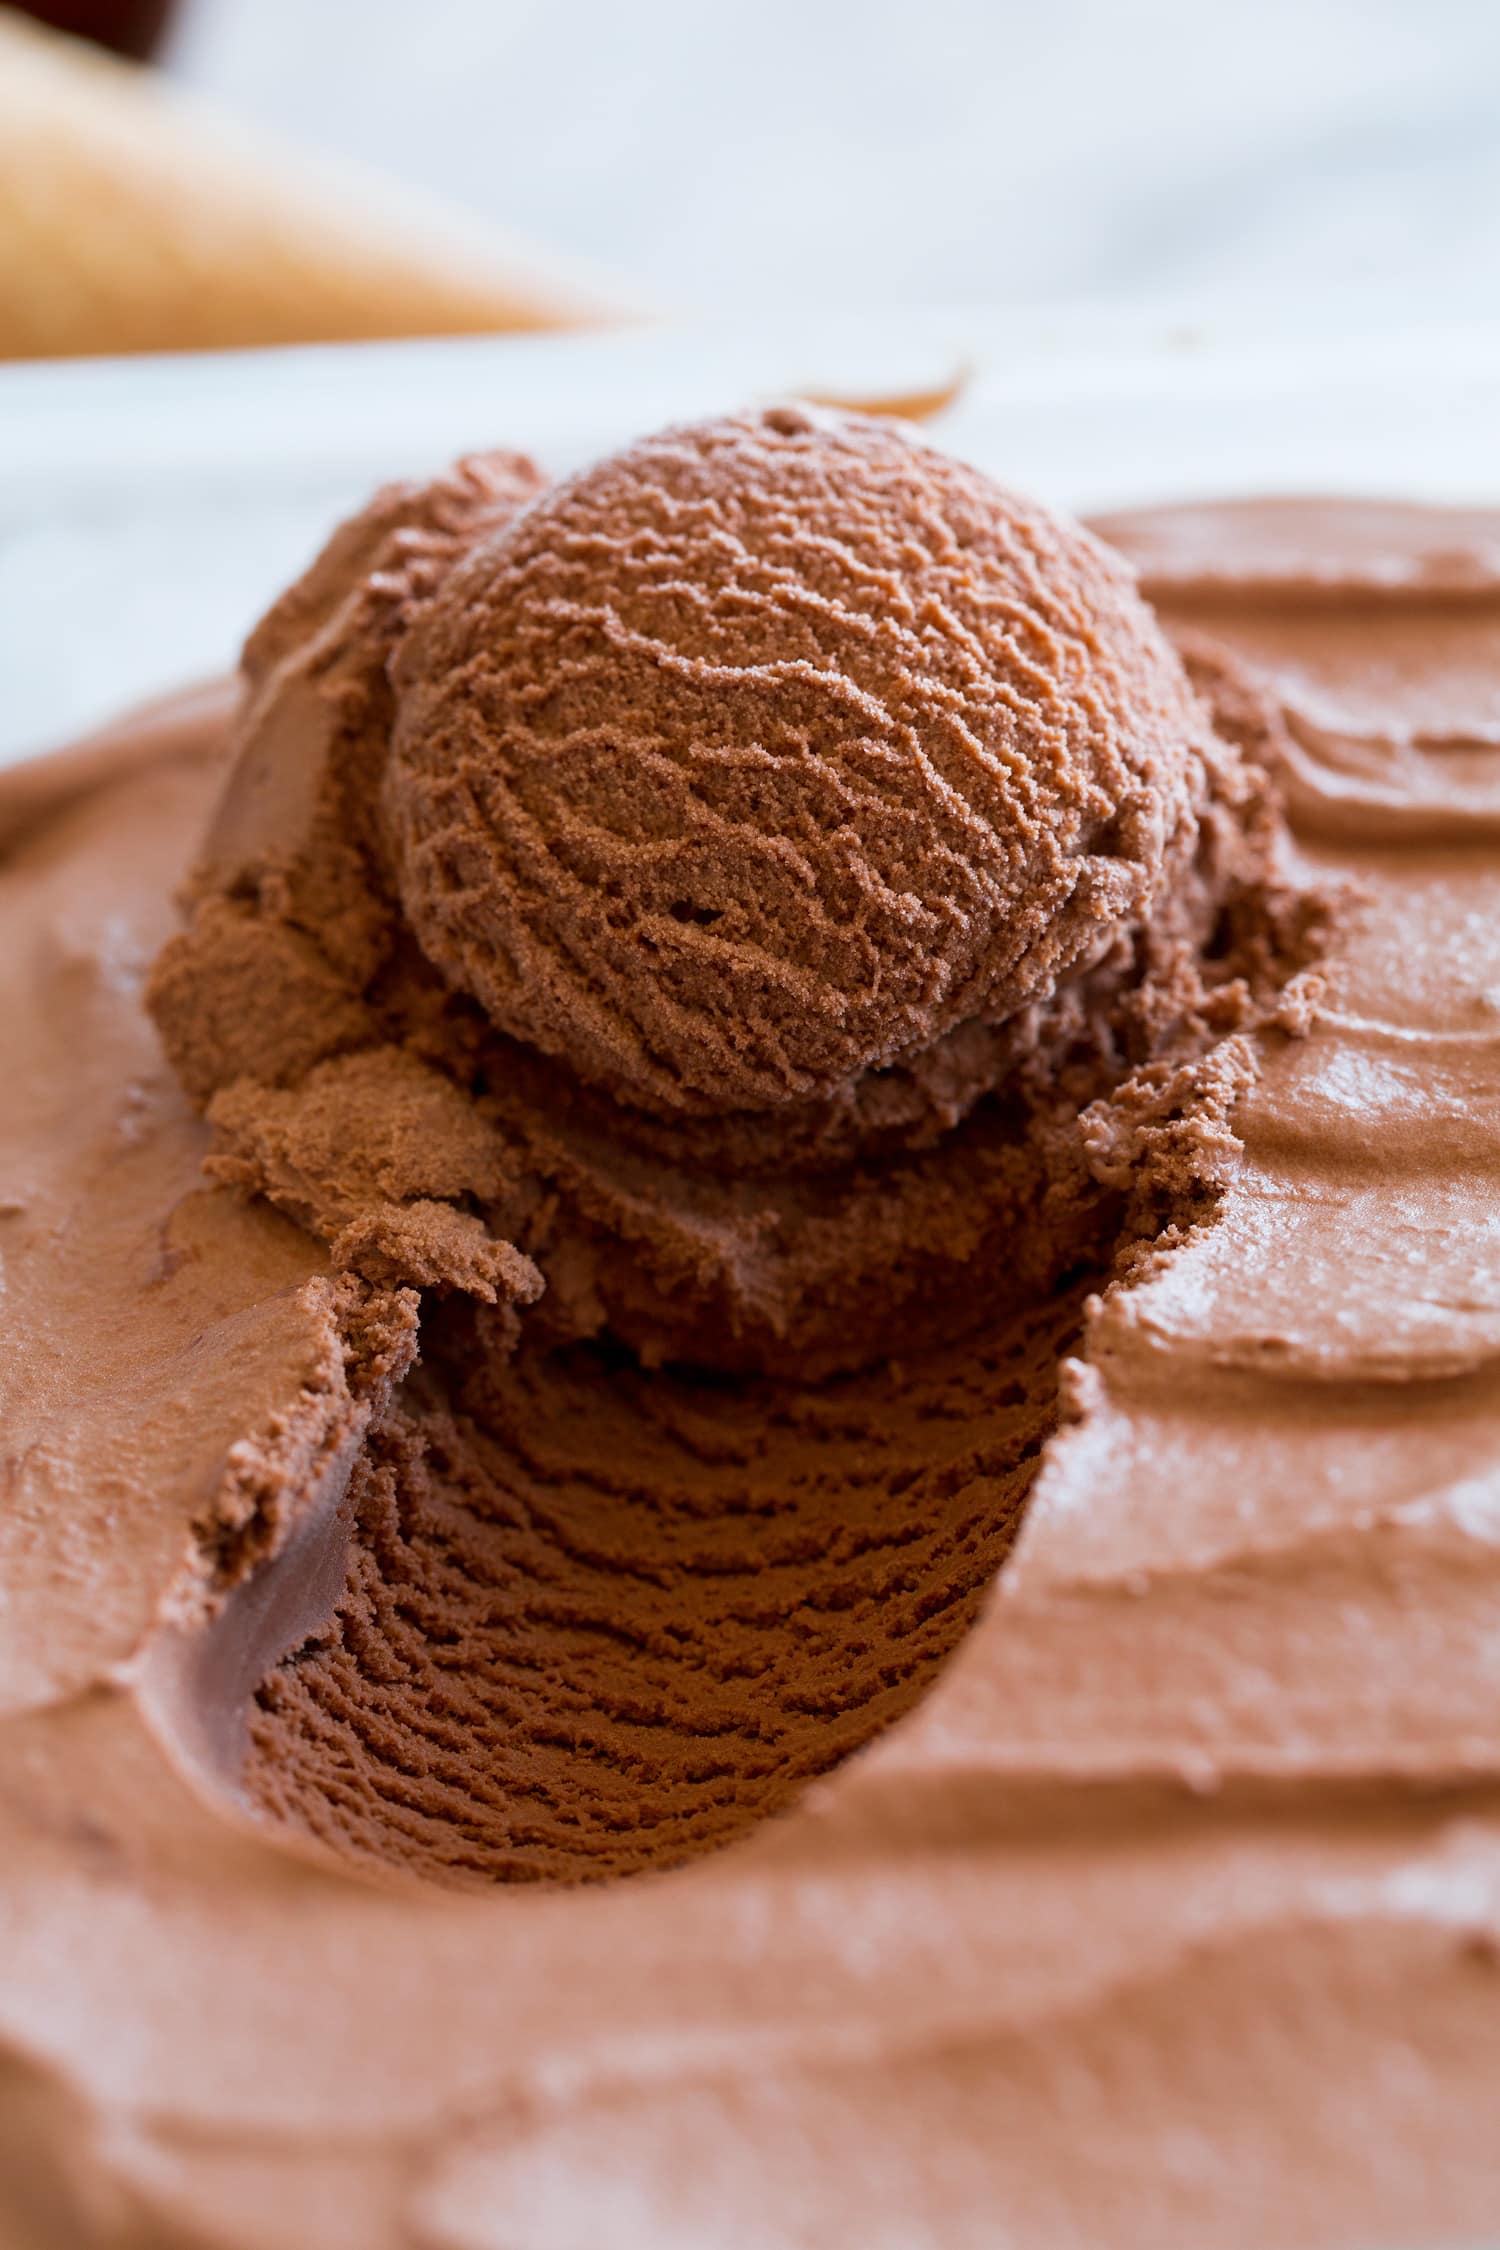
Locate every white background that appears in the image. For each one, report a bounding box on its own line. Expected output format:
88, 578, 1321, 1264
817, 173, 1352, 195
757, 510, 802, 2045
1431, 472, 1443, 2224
168, 0, 1500, 326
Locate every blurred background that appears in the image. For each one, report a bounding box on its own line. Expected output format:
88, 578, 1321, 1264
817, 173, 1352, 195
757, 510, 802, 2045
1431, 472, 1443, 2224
5, 0, 1500, 352
7, 0, 1500, 763
170, 0, 1500, 323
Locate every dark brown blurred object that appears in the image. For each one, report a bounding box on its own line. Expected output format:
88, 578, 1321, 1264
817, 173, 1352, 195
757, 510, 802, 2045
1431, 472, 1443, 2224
13, 0, 174, 59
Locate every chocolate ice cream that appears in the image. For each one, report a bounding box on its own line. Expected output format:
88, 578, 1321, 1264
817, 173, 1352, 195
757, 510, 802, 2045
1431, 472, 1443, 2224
151, 408, 1314, 1379
134, 409, 1325, 1893
7, 415, 1500, 2248
385, 404, 1203, 1112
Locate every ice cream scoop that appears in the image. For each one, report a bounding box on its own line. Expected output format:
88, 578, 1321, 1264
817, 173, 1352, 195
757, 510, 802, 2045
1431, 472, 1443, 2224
150, 408, 1307, 1377
385, 403, 1207, 1115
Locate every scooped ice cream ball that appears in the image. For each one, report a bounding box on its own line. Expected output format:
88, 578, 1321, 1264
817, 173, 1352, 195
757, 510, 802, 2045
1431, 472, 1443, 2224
385, 404, 1209, 1116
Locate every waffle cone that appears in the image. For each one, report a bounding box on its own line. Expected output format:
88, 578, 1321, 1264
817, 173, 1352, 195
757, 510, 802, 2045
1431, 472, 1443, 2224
0, 8, 627, 358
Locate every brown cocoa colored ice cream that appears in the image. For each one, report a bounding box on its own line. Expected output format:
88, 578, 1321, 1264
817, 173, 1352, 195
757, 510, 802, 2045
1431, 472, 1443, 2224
4, 422, 1500, 2248
150, 408, 1314, 1379
385, 405, 1204, 1113
139, 410, 1318, 1891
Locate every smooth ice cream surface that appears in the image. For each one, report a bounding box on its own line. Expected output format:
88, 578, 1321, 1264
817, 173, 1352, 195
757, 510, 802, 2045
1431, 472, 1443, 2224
5, 453, 1500, 2248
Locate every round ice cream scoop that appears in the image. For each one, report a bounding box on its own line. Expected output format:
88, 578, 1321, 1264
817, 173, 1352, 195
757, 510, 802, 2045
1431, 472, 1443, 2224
381, 405, 1207, 1115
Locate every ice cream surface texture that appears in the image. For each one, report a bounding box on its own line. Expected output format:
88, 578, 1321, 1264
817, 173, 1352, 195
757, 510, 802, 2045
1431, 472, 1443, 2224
384, 404, 1204, 1111
3, 411, 1500, 2247
143, 408, 1319, 1887
151, 408, 1312, 1377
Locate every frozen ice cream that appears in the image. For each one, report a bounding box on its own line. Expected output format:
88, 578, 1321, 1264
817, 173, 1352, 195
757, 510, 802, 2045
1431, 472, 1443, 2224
144, 406, 1318, 1885
151, 408, 1315, 1377
385, 403, 1204, 1112
4, 428, 1500, 2248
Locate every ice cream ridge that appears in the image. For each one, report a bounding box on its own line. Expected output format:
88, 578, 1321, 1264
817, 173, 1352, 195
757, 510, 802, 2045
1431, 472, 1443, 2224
3, 406, 1500, 2247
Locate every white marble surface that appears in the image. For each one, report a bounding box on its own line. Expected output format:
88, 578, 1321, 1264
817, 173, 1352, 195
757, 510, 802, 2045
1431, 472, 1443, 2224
168, 0, 1500, 326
